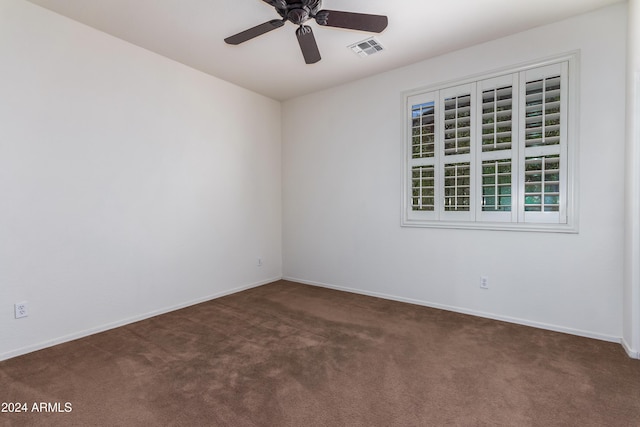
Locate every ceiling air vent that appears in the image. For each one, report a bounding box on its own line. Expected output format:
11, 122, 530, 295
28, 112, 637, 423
348, 37, 384, 57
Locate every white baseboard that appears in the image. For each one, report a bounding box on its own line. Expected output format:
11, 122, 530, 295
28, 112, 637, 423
6, 276, 631, 362
622, 338, 640, 359
283, 276, 623, 346
0, 276, 282, 362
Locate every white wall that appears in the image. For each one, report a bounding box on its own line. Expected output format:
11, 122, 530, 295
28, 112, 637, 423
1, 0, 632, 361
0, 0, 282, 360
283, 4, 627, 342
624, 0, 640, 358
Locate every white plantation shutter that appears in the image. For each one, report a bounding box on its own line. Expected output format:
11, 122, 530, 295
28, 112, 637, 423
440, 84, 475, 221
407, 92, 438, 220
519, 62, 568, 224
402, 53, 575, 231
477, 74, 518, 222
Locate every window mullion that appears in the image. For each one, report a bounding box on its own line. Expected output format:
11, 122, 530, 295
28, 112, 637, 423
510, 73, 520, 223
434, 90, 443, 219
517, 70, 527, 223
475, 83, 483, 221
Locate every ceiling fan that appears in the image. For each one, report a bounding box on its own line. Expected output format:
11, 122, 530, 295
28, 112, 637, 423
224, 0, 388, 64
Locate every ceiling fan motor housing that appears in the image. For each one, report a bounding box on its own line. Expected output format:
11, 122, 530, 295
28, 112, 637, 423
270, 0, 323, 25
288, 9, 308, 25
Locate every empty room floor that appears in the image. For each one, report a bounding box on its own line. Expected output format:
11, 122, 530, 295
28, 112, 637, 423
1, 280, 639, 426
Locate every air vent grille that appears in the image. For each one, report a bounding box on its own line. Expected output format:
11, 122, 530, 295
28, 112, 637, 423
348, 37, 384, 57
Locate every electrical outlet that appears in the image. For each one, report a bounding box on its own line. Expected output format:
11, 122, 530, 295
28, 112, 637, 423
257, 257, 263, 267
15, 302, 28, 319
480, 276, 489, 290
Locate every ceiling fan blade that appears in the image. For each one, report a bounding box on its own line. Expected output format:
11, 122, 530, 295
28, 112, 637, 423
296, 25, 321, 64
315, 10, 388, 33
262, 0, 287, 8
224, 20, 285, 45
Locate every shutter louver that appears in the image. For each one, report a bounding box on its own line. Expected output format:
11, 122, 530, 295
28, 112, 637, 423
525, 76, 561, 148
444, 94, 471, 155
412, 102, 435, 159
524, 155, 560, 212
482, 86, 513, 152
444, 162, 471, 211
412, 165, 435, 211
482, 159, 512, 211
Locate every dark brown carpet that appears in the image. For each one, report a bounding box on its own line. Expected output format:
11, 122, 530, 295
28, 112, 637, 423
1, 280, 639, 426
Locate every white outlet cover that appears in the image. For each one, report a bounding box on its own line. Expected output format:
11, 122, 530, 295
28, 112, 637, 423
15, 301, 28, 318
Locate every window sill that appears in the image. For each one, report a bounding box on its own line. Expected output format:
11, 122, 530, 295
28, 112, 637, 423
400, 218, 578, 233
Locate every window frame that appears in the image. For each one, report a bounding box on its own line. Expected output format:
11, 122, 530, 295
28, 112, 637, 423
401, 52, 579, 233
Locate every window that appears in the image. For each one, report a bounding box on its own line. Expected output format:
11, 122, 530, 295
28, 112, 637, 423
403, 53, 577, 232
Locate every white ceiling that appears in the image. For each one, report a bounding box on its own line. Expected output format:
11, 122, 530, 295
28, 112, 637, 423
25, 0, 623, 101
